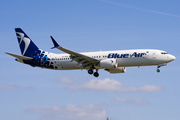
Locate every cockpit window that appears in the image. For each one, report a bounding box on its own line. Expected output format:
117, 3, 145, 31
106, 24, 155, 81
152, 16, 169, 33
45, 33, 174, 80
161, 52, 168, 54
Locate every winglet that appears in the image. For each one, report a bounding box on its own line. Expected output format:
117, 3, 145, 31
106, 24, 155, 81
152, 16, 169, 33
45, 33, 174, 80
50, 36, 60, 49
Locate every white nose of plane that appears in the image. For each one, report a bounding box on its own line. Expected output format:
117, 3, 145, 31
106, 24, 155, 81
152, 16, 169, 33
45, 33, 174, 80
169, 54, 176, 61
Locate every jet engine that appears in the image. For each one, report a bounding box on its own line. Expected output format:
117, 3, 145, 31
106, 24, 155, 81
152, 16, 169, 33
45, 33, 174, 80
100, 59, 118, 69
105, 67, 126, 73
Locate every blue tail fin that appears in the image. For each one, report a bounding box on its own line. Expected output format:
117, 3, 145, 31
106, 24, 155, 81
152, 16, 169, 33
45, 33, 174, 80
15, 28, 41, 57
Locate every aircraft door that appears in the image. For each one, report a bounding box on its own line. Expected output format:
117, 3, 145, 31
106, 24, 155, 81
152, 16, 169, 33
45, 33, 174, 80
152, 52, 156, 59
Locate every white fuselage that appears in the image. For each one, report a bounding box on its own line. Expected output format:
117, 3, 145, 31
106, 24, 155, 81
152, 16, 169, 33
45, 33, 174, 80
41, 49, 175, 70
10, 28, 175, 77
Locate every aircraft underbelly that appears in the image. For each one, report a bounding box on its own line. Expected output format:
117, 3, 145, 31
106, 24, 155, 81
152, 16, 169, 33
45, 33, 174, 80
117, 58, 150, 67
55, 61, 81, 70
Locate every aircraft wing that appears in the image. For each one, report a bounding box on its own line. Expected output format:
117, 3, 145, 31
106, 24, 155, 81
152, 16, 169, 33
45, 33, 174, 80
50, 36, 99, 68
5, 52, 33, 60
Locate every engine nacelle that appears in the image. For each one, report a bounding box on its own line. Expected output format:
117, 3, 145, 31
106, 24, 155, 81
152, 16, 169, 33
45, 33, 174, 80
100, 59, 118, 69
105, 67, 126, 73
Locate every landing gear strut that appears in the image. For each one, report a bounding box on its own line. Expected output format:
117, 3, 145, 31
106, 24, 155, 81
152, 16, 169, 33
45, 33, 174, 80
157, 66, 160, 73
156, 63, 167, 73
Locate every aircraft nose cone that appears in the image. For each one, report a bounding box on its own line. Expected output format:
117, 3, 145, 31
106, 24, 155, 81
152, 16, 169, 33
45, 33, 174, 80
170, 55, 176, 61
172, 55, 176, 60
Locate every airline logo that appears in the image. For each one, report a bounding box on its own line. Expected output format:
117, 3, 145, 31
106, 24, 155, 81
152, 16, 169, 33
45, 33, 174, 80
108, 52, 147, 58
16, 32, 31, 55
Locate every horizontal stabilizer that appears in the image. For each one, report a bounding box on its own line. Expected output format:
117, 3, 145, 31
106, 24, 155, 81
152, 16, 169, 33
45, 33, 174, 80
5, 52, 33, 60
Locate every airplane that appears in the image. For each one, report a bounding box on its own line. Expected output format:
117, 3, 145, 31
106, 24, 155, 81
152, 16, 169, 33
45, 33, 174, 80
6, 28, 176, 77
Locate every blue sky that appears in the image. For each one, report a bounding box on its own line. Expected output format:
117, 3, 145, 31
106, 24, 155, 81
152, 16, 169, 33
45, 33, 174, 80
0, 0, 180, 120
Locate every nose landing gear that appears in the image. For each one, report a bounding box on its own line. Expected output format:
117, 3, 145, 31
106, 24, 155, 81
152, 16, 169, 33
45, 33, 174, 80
157, 68, 160, 73
156, 63, 167, 73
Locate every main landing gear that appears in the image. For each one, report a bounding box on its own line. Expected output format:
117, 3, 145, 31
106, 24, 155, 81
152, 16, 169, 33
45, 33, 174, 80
88, 69, 99, 77
88, 69, 93, 74
94, 70, 99, 77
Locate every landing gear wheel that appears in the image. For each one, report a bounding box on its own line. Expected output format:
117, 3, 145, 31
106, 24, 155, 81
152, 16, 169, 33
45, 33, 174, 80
157, 69, 160, 73
94, 72, 99, 77
88, 69, 93, 75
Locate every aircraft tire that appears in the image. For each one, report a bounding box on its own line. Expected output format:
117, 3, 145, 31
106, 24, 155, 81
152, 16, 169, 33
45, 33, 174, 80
88, 69, 93, 75
157, 69, 160, 73
94, 72, 99, 77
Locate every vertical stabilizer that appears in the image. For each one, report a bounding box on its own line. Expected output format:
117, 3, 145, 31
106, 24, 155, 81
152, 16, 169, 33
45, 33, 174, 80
15, 28, 40, 57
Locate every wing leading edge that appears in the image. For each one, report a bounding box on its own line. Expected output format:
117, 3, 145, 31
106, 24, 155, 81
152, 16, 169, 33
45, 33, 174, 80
50, 36, 99, 68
